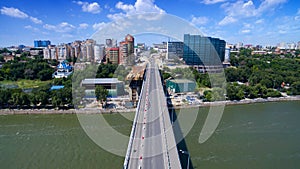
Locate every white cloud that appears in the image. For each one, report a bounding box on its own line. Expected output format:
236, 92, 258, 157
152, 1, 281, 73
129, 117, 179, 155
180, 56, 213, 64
92, 22, 107, 31
295, 9, 300, 20
0, 7, 28, 18
241, 29, 251, 34
191, 16, 209, 25
107, 13, 126, 21
24, 25, 39, 32
278, 30, 287, 34
221, 1, 256, 18
43, 22, 75, 33
1, 7, 43, 24
257, 0, 287, 14
74, 1, 101, 14
219, 0, 287, 25
110, 0, 165, 21
116, 2, 134, 11
79, 23, 89, 29
218, 16, 237, 25
201, 0, 227, 5
255, 19, 264, 24
104, 4, 115, 12
243, 23, 253, 29
30, 16, 43, 24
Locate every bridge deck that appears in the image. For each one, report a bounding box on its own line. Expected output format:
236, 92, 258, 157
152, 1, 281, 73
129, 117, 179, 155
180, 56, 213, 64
124, 58, 181, 169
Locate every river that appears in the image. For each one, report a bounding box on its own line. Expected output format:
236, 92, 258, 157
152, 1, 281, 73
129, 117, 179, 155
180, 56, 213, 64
1, 101, 300, 169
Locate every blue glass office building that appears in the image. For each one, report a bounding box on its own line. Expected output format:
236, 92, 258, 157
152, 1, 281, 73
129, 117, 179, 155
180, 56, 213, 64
183, 34, 225, 66
34, 40, 51, 48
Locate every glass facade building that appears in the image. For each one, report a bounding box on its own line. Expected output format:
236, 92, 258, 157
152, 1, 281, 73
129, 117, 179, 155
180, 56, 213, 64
183, 34, 225, 66
34, 40, 51, 48
167, 41, 184, 60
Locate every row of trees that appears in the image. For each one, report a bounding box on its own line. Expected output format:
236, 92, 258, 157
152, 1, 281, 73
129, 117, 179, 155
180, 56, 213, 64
0, 55, 129, 109
161, 53, 300, 102
0, 77, 73, 109
227, 53, 300, 94
0, 56, 55, 81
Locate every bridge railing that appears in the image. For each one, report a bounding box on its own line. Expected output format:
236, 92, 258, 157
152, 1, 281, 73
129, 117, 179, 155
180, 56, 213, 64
123, 64, 147, 169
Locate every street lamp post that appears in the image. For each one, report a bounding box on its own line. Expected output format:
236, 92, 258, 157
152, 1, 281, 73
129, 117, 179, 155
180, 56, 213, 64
180, 149, 190, 169
172, 108, 174, 125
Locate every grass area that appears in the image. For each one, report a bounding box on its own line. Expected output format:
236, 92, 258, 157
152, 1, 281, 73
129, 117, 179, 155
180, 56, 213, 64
0, 79, 51, 89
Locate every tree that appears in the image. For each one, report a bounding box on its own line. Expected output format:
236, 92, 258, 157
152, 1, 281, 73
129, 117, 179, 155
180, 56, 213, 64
10, 92, 30, 107
0, 88, 12, 106
35, 91, 49, 106
203, 90, 212, 102
248, 86, 258, 99
255, 84, 268, 98
38, 69, 53, 81
95, 85, 108, 108
225, 68, 239, 82
290, 81, 300, 95
226, 83, 244, 100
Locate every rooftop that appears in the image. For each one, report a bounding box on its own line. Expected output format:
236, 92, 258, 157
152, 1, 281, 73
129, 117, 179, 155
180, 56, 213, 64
50, 85, 64, 91
81, 78, 122, 85
168, 79, 195, 83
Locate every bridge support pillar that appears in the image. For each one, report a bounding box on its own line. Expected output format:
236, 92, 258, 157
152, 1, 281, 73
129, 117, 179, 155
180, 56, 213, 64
129, 80, 143, 107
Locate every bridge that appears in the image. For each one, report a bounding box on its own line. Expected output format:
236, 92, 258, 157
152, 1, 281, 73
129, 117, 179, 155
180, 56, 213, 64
123, 58, 182, 169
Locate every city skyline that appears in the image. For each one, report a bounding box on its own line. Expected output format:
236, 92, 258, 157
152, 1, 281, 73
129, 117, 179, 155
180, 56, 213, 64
0, 0, 299, 47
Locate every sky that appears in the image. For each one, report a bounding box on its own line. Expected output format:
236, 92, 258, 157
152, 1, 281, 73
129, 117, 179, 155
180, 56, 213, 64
0, 0, 299, 47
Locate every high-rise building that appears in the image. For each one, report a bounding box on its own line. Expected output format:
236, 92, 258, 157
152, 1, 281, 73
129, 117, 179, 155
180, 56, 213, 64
167, 41, 184, 60
94, 44, 105, 63
119, 41, 128, 64
72, 41, 82, 59
224, 48, 231, 62
286, 43, 296, 50
34, 40, 51, 48
105, 39, 117, 48
85, 39, 96, 62
125, 34, 135, 65
236, 42, 243, 49
119, 34, 135, 65
56, 44, 71, 61
278, 42, 286, 50
43, 48, 51, 59
106, 47, 119, 64
183, 34, 225, 66
80, 45, 87, 61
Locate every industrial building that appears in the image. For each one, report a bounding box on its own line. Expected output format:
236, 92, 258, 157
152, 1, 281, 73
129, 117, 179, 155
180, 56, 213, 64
166, 79, 196, 93
81, 78, 125, 98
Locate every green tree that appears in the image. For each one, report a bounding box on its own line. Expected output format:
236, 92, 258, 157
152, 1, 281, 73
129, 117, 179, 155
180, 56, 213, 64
36, 91, 49, 106
255, 84, 268, 98
203, 90, 213, 102
10, 92, 30, 107
95, 85, 108, 108
226, 83, 244, 100
290, 81, 300, 95
38, 69, 53, 81
0, 88, 12, 106
248, 86, 258, 99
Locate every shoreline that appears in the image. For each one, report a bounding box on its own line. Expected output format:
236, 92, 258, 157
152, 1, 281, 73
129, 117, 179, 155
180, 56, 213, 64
1, 96, 300, 115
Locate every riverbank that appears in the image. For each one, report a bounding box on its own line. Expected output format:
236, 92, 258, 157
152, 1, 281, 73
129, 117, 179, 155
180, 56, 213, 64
173, 96, 300, 109
0, 108, 136, 115
1, 96, 300, 115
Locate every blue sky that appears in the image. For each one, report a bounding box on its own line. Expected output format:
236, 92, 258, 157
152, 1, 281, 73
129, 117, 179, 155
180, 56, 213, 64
0, 0, 299, 47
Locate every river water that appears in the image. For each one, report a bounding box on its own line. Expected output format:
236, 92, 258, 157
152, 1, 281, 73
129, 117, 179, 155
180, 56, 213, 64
1, 101, 300, 169
185, 101, 300, 169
